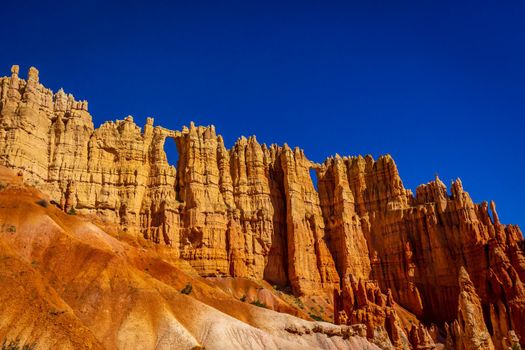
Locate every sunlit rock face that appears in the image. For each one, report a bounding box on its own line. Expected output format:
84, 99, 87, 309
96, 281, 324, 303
1, 66, 524, 348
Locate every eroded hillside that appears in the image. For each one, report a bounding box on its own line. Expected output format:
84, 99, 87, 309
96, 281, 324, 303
0, 65, 524, 349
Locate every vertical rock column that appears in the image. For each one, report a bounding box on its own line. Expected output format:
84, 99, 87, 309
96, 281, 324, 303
348, 155, 425, 318
0, 66, 53, 184
317, 155, 371, 281
140, 121, 178, 245
446, 267, 495, 350
280, 145, 339, 295
227, 137, 287, 284
176, 123, 230, 275
48, 88, 93, 207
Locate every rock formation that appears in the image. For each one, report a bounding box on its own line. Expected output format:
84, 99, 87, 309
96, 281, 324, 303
0, 165, 380, 350
333, 276, 417, 349
1, 66, 524, 349
446, 267, 495, 350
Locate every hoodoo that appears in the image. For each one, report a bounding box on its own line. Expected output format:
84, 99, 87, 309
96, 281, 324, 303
0, 66, 523, 349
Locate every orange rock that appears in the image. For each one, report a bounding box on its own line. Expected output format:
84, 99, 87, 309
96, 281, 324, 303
334, 278, 419, 349
409, 323, 436, 350
0, 165, 380, 350
1, 65, 524, 349
446, 267, 495, 349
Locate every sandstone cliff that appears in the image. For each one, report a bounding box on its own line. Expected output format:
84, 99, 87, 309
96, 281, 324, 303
1, 66, 524, 349
0, 165, 380, 350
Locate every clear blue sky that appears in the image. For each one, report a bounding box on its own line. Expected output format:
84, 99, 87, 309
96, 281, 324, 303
1, 0, 523, 226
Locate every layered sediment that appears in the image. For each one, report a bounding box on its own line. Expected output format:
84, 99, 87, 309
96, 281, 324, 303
1, 66, 524, 348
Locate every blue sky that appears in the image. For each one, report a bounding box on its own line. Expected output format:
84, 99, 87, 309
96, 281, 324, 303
1, 0, 523, 226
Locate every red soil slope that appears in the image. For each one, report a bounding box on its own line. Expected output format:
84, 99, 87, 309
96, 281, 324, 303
0, 167, 379, 349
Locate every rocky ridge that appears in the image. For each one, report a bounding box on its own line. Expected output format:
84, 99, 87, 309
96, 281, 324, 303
1, 65, 524, 349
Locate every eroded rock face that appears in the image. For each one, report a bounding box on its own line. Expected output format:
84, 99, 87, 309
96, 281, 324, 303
446, 267, 495, 350
333, 276, 435, 349
1, 66, 524, 349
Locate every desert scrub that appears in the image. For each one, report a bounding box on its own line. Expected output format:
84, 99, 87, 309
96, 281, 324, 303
293, 297, 304, 309
240, 295, 246, 302
272, 284, 292, 294
250, 300, 268, 308
1, 338, 35, 350
67, 207, 76, 215
49, 307, 65, 316
6, 225, 16, 233
181, 283, 193, 295
309, 313, 325, 322
36, 199, 48, 208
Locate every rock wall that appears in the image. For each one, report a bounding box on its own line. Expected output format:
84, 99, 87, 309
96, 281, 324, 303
445, 267, 495, 350
1, 66, 524, 348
